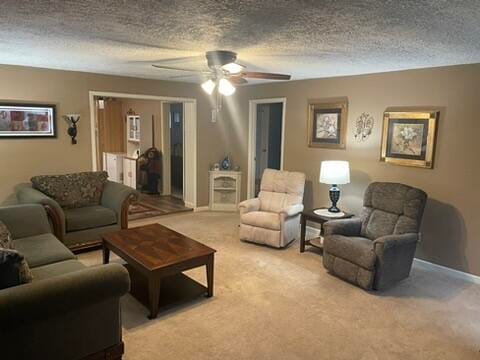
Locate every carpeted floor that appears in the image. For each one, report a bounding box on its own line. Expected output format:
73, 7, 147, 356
79, 211, 480, 360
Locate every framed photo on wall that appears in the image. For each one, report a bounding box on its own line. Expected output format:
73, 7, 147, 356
307, 100, 348, 149
381, 111, 439, 168
0, 103, 56, 138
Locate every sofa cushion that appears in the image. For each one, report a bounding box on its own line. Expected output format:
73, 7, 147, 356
31, 171, 108, 209
31, 259, 86, 281
241, 211, 281, 231
0, 220, 13, 249
65, 205, 117, 232
324, 235, 376, 270
0, 248, 33, 289
12, 233, 75, 268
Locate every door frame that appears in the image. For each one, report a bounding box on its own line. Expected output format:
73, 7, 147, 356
247, 97, 286, 199
88, 91, 197, 208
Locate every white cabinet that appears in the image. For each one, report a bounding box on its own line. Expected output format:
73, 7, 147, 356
103, 152, 126, 183
123, 157, 137, 189
209, 171, 241, 211
127, 115, 140, 143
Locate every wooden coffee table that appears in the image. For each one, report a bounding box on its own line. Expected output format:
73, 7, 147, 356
102, 223, 216, 319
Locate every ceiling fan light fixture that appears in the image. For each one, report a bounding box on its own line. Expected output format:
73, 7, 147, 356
201, 79, 216, 95
221, 62, 244, 74
218, 78, 236, 96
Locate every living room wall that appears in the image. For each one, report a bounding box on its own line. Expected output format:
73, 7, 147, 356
0, 64, 225, 206
222, 64, 480, 276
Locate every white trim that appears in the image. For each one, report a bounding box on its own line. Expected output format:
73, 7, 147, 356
88, 91, 197, 207
247, 97, 287, 199
194, 206, 210, 212
413, 258, 480, 285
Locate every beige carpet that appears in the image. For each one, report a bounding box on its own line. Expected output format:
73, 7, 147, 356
79, 211, 480, 360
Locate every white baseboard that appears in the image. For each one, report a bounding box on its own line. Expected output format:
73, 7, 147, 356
184, 201, 195, 209
413, 258, 480, 285
194, 206, 210, 212
307, 226, 480, 285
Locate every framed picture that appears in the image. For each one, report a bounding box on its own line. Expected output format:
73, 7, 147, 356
381, 111, 439, 168
308, 100, 348, 149
0, 103, 56, 138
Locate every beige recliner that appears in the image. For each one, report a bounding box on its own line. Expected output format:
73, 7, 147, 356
239, 169, 306, 248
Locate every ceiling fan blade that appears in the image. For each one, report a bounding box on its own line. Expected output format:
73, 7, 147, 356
152, 64, 209, 74
169, 74, 202, 79
229, 76, 248, 85
241, 71, 291, 80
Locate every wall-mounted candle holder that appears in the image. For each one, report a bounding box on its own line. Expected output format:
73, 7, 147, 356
64, 114, 80, 144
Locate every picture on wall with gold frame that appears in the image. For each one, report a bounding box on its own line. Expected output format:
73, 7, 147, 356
307, 100, 348, 149
380, 111, 439, 168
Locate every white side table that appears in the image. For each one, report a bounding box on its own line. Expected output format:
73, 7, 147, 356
209, 170, 242, 211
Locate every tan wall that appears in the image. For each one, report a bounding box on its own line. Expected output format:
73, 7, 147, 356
222, 64, 480, 276
0, 64, 228, 206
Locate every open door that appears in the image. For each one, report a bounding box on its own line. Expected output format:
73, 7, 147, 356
170, 103, 183, 199
254, 102, 284, 196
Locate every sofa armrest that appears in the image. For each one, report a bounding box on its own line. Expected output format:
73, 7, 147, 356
0, 204, 53, 239
0, 263, 130, 330
279, 204, 304, 218
101, 181, 139, 229
373, 233, 419, 290
238, 198, 260, 216
373, 233, 419, 252
16, 186, 66, 237
323, 217, 362, 237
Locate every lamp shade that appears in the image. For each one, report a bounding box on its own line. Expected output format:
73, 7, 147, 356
319, 161, 350, 185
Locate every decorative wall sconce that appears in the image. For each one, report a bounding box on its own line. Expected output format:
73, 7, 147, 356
64, 114, 80, 144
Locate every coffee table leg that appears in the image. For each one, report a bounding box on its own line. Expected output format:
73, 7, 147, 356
148, 277, 160, 319
300, 215, 306, 253
206, 255, 214, 298
102, 244, 110, 264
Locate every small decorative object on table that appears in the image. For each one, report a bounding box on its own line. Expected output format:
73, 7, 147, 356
221, 156, 231, 170
381, 110, 439, 169
300, 208, 353, 253
319, 160, 350, 213
65, 114, 80, 144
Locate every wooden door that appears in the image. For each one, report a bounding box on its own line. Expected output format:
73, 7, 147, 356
97, 99, 125, 169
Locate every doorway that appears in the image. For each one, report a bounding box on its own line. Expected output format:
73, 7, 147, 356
169, 103, 184, 199
248, 98, 286, 198
89, 91, 198, 211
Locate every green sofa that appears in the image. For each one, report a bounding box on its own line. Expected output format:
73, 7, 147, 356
16, 171, 138, 251
0, 204, 129, 360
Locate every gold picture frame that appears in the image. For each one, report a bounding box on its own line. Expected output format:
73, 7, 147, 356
307, 100, 348, 149
380, 111, 439, 169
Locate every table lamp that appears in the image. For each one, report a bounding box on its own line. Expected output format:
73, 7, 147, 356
319, 160, 350, 213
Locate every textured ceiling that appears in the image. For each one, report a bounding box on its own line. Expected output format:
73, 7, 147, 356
0, 0, 479, 83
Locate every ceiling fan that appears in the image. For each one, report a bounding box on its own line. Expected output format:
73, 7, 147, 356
152, 50, 291, 96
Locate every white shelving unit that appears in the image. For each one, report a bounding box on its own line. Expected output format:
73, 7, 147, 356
209, 170, 242, 211
127, 115, 140, 143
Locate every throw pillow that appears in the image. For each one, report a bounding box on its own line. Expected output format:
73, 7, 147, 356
0, 220, 13, 249
0, 248, 33, 289
31, 171, 109, 209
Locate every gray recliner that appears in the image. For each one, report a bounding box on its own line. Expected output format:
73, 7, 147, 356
322, 182, 427, 290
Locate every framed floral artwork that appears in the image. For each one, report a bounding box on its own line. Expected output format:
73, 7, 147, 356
380, 111, 439, 168
0, 103, 56, 138
307, 100, 348, 149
